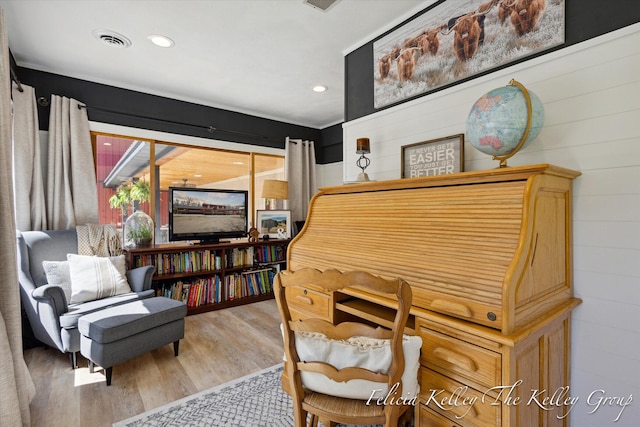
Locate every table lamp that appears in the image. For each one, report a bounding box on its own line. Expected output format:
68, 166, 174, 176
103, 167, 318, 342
262, 180, 288, 210
356, 138, 371, 182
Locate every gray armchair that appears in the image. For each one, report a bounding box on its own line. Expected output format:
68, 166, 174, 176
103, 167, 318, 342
17, 228, 156, 368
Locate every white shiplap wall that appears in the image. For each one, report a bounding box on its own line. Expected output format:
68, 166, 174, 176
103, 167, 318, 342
319, 23, 640, 426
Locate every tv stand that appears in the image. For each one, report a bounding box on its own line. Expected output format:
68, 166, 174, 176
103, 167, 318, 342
125, 238, 290, 315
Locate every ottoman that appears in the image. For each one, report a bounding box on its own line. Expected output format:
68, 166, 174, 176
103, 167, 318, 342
78, 297, 187, 385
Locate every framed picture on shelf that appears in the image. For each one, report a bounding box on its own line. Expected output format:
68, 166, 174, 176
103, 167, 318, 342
401, 133, 464, 178
256, 210, 291, 239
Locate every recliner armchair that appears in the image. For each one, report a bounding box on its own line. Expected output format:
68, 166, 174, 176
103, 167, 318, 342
17, 228, 156, 368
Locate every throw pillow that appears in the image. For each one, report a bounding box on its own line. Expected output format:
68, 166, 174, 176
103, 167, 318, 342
292, 329, 422, 401
42, 260, 73, 304
67, 254, 132, 304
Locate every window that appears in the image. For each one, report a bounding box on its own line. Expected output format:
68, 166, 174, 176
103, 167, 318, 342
254, 153, 285, 212
93, 133, 284, 243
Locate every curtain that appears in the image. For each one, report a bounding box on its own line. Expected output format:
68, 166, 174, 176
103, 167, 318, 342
12, 82, 46, 231
0, 9, 36, 426
46, 95, 98, 229
285, 137, 317, 222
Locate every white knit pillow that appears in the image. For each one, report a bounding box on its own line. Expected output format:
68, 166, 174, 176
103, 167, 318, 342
67, 254, 131, 304
42, 260, 73, 304
293, 330, 422, 401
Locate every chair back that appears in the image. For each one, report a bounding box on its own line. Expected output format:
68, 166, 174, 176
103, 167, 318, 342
275, 268, 415, 427
17, 229, 79, 288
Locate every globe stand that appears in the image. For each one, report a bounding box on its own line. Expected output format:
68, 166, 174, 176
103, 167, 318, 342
493, 79, 533, 168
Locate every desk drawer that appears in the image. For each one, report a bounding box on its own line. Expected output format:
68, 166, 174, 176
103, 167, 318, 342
419, 405, 463, 427
421, 369, 500, 427
419, 326, 501, 390
286, 286, 330, 320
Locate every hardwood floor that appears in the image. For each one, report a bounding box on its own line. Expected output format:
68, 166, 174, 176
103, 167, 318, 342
23, 299, 285, 427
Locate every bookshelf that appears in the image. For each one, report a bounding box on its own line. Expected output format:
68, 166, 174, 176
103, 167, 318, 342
125, 238, 290, 315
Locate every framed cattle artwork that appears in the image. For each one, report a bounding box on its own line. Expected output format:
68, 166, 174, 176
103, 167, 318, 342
373, 0, 564, 108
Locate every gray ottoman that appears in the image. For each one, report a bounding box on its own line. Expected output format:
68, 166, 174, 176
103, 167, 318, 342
78, 297, 187, 385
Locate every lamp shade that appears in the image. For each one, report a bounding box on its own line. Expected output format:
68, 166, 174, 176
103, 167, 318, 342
261, 180, 289, 199
356, 138, 370, 154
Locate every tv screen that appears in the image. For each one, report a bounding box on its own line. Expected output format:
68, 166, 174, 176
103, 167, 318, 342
169, 187, 248, 244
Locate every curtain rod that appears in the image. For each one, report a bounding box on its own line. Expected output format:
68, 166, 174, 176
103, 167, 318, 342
10, 65, 24, 92
75, 103, 278, 143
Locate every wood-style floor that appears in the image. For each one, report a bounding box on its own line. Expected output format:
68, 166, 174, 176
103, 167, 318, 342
23, 299, 285, 427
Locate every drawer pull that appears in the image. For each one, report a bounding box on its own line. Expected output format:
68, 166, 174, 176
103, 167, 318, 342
433, 346, 477, 372
430, 299, 472, 318
296, 295, 314, 305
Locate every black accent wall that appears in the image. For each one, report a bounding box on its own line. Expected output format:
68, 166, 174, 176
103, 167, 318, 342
16, 67, 336, 161
346, 0, 640, 122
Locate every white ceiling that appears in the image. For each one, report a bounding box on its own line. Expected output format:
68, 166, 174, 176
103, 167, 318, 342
2, 0, 430, 129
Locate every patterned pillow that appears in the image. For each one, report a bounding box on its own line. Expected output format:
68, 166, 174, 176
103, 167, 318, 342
67, 254, 132, 304
42, 260, 73, 304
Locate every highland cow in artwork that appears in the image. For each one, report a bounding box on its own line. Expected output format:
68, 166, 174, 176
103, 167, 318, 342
373, 0, 564, 108
506, 0, 547, 36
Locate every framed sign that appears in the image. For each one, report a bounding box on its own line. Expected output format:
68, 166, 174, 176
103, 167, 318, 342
256, 210, 291, 239
401, 134, 464, 178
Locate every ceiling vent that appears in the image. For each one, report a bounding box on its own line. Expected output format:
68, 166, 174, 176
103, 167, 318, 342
303, 0, 340, 12
92, 30, 132, 48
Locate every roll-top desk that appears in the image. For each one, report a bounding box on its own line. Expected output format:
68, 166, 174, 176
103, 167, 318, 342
286, 164, 581, 426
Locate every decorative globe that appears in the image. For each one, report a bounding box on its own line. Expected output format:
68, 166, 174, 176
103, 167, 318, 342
466, 80, 544, 167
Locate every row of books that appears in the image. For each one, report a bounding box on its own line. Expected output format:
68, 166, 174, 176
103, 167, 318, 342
133, 251, 222, 276
255, 244, 286, 264
156, 268, 275, 308
225, 244, 287, 268
225, 247, 255, 268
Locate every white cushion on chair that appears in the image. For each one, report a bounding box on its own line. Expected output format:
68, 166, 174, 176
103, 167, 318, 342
293, 330, 422, 401
42, 260, 73, 304
67, 254, 131, 304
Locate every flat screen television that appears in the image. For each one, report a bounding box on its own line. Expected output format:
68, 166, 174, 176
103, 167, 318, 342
169, 187, 248, 244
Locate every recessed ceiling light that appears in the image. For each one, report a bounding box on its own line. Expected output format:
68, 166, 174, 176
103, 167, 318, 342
233, 161, 244, 165
103, 142, 111, 146
147, 34, 174, 48
313, 85, 328, 93
193, 174, 202, 178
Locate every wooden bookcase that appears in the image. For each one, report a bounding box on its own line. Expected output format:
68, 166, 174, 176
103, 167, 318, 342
125, 238, 290, 315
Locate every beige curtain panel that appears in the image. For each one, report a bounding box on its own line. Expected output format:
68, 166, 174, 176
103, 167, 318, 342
12, 82, 46, 231
0, 8, 36, 426
46, 95, 98, 229
285, 137, 317, 222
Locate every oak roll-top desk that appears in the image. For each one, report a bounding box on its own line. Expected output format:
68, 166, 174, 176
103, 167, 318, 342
286, 164, 581, 426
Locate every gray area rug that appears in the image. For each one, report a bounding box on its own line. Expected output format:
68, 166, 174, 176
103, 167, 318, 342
114, 364, 294, 427
113, 364, 385, 427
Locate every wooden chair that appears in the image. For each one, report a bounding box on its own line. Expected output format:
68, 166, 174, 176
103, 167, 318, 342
274, 268, 416, 427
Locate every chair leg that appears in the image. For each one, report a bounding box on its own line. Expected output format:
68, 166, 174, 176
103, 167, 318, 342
292, 407, 307, 427
399, 407, 413, 427
88, 359, 94, 373
173, 340, 180, 357
69, 351, 78, 369
105, 367, 113, 386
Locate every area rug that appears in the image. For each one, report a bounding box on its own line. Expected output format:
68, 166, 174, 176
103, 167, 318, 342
113, 364, 294, 427
114, 364, 386, 427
